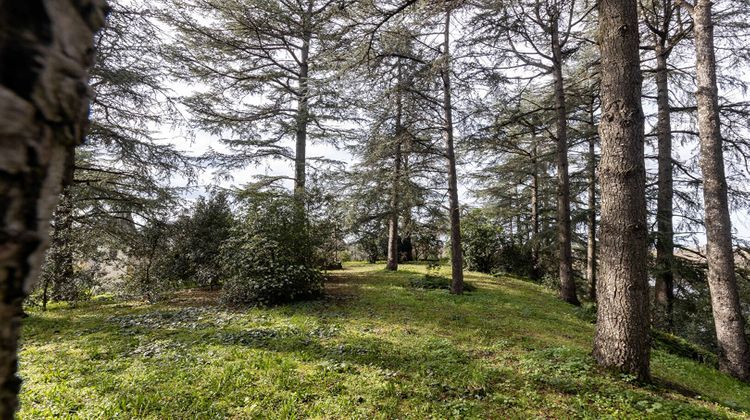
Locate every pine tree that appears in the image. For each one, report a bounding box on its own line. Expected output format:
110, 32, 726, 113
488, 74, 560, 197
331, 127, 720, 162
678, 0, 750, 382
162, 0, 349, 214
593, 0, 651, 380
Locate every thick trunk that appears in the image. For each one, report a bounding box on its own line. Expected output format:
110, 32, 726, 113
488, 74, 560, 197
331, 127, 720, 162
586, 124, 597, 302
552, 18, 579, 305
654, 44, 675, 331
594, 0, 651, 380
691, 0, 750, 381
0, 1, 107, 416
442, 10, 464, 293
386, 66, 404, 271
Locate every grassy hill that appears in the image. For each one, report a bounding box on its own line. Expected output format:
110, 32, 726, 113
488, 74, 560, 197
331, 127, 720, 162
18, 263, 750, 418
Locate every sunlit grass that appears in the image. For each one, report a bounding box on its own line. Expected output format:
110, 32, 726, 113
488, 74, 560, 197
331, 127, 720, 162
18, 262, 750, 418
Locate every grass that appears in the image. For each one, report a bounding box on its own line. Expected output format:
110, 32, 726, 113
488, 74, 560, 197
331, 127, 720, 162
18, 262, 750, 419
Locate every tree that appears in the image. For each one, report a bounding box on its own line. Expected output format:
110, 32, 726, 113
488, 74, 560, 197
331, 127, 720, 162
162, 0, 349, 214
47, 0, 191, 303
441, 7, 465, 294
593, 0, 651, 380
678, 0, 750, 382
640, 0, 692, 332
469, 0, 594, 304
0, 0, 107, 415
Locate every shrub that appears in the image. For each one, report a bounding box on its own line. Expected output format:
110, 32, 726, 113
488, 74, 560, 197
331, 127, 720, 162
462, 210, 540, 279
221, 248, 325, 306
220, 193, 324, 306
462, 210, 505, 273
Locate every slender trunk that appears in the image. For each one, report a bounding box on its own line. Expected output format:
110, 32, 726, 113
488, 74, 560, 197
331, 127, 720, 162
530, 139, 540, 279
515, 206, 522, 245
0, 1, 107, 415
586, 115, 597, 302
294, 4, 312, 215
42, 275, 50, 311
51, 159, 75, 301
551, 17, 579, 305
386, 64, 404, 271
690, 0, 750, 381
594, 0, 651, 380
402, 154, 414, 262
654, 42, 675, 331
442, 9, 464, 294
509, 217, 514, 245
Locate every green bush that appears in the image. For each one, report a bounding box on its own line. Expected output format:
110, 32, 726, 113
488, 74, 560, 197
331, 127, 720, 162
462, 210, 540, 279
220, 193, 324, 306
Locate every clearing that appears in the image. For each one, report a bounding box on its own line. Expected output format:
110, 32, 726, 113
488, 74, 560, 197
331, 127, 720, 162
18, 263, 750, 418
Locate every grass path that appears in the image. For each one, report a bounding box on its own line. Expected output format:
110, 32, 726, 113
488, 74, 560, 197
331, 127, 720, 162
18, 263, 750, 418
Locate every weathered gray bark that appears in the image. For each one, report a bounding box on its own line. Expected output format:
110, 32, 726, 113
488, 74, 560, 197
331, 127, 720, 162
593, 0, 651, 380
586, 119, 597, 302
0, 1, 108, 416
386, 64, 404, 271
441, 10, 464, 294
551, 15, 579, 305
685, 0, 750, 381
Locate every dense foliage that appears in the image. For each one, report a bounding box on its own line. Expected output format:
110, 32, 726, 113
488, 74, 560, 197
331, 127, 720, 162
220, 193, 325, 306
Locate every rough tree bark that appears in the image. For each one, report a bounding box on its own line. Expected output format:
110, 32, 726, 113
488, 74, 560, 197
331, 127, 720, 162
441, 9, 464, 294
0, 0, 108, 416
386, 63, 404, 271
551, 13, 579, 305
682, 0, 750, 381
593, 0, 651, 380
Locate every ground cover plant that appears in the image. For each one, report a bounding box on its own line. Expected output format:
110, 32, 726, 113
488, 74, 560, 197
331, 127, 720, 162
18, 263, 750, 419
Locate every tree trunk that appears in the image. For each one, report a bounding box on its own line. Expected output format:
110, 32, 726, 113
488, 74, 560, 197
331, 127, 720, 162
386, 147, 401, 271
690, 0, 750, 381
530, 133, 540, 279
586, 117, 597, 302
294, 3, 312, 213
0, 1, 107, 416
654, 42, 675, 332
442, 9, 464, 294
551, 16, 579, 305
593, 0, 651, 380
49, 190, 75, 302
386, 64, 404, 271
402, 154, 414, 262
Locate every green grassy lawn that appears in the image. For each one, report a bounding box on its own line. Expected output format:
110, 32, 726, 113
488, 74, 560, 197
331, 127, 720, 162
18, 263, 750, 419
